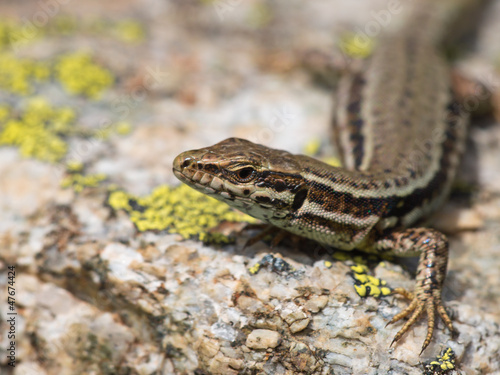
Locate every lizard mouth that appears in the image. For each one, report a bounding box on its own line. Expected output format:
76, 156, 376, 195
172, 153, 221, 194
173, 152, 255, 204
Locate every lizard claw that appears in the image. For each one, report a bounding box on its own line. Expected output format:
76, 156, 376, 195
388, 290, 454, 353
374, 228, 454, 353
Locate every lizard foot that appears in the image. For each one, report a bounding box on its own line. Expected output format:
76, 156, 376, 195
374, 228, 456, 353
388, 288, 455, 354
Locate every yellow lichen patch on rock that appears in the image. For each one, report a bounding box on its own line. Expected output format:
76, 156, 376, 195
0, 19, 44, 49
61, 162, 107, 193
0, 16, 145, 48
0, 52, 50, 95
55, 52, 113, 99
350, 263, 392, 298
96, 121, 132, 140
303, 138, 322, 157
424, 347, 456, 375
0, 20, 16, 48
0, 98, 76, 163
338, 32, 375, 59
302, 138, 341, 167
107, 184, 257, 243
113, 20, 145, 43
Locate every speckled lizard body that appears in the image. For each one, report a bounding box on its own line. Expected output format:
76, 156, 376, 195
173, 0, 481, 353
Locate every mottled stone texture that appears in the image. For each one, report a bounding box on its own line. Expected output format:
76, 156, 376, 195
1, 0, 500, 374
2, 206, 500, 374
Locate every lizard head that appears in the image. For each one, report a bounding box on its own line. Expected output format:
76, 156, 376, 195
172, 138, 308, 223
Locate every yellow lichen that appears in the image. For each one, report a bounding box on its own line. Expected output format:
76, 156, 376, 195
1, 16, 145, 46
0, 20, 13, 48
303, 138, 321, 156
61, 168, 107, 193
339, 32, 375, 59
0, 98, 76, 162
115, 122, 132, 135
31, 62, 51, 81
0, 19, 43, 49
248, 262, 262, 275
322, 156, 341, 167
350, 264, 369, 274
66, 161, 84, 173
113, 20, 145, 43
0, 50, 50, 95
108, 184, 257, 243
0, 105, 10, 122
96, 121, 132, 141
50, 15, 78, 36
108, 190, 133, 211
331, 251, 353, 262
0, 53, 50, 95
350, 263, 392, 298
248, 2, 273, 28
55, 52, 113, 99
425, 348, 456, 374
303, 138, 341, 167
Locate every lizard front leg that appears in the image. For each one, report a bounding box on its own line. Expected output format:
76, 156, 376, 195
373, 228, 455, 353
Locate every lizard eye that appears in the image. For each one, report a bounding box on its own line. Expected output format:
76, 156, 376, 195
235, 167, 256, 182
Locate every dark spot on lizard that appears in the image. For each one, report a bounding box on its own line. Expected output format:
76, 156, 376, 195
292, 188, 308, 211
255, 196, 271, 204
274, 180, 286, 192
203, 163, 218, 173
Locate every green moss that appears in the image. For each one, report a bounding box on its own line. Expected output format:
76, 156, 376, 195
0, 98, 76, 162
108, 184, 257, 243
55, 52, 113, 99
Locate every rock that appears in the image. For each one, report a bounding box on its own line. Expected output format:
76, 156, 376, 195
304, 295, 329, 313
432, 205, 484, 234
245, 329, 281, 350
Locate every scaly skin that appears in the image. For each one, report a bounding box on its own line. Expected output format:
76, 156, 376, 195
172, 0, 483, 353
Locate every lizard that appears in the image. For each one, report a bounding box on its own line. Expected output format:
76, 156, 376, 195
172, 0, 485, 353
